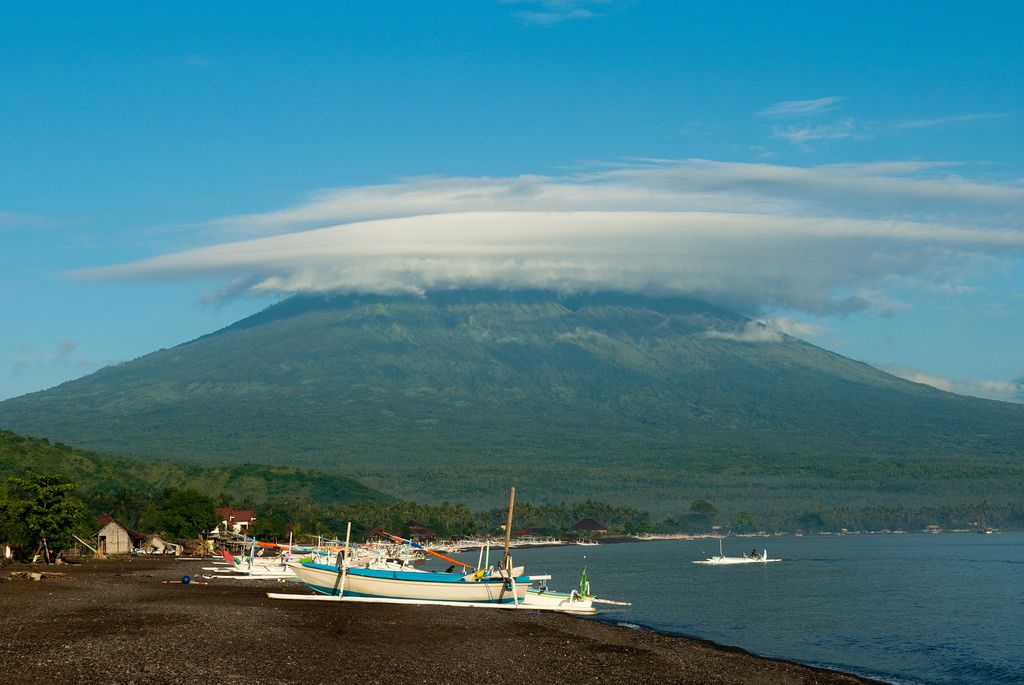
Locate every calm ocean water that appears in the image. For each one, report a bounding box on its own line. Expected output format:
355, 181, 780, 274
502, 533, 1024, 684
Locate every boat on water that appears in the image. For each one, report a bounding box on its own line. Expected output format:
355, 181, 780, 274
693, 538, 780, 565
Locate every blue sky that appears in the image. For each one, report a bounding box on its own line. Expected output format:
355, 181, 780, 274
2, 1, 1023, 402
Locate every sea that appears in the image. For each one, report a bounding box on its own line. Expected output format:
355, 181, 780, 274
502, 532, 1024, 684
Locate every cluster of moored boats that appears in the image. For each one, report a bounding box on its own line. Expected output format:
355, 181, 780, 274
202, 489, 785, 614
204, 488, 629, 615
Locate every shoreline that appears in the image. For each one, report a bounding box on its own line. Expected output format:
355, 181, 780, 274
588, 615, 887, 685
1, 557, 880, 684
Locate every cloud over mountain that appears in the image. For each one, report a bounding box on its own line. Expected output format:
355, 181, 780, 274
76, 159, 1024, 317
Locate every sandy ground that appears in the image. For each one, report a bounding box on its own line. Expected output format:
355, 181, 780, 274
0, 558, 876, 684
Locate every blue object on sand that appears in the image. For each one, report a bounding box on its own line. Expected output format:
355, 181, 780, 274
181, 575, 191, 585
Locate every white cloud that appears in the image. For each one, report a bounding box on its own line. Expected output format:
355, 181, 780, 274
759, 96, 843, 117
772, 119, 863, 145
76, 210, 1024, 316
507, 0, 607, 25
209, 159, 1024, 237
895, 113, 1009, 130
73, 159, 1024, 319
882, 366, 1023, 403
762, 316, 825, 338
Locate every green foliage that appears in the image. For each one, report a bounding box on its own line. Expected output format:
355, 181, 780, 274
0, 430, 391, 521
140, 488, 218, 538
0, 473, 91, 555
728, 511, 757, 533
1, 291, 1023, 524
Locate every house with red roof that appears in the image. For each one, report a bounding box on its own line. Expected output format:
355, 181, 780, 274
215, 507, 256, 535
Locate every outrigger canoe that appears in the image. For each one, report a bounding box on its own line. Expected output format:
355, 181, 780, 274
693, 538, 781, 565
291, 561, 535, 604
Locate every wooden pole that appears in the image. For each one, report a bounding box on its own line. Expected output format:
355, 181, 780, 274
339, 522, 352, 598
73, 535, 98, 554
501, 487, 515, 574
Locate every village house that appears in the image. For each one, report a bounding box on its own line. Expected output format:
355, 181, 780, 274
215, 507, 256, 535
94, 516, 144, 556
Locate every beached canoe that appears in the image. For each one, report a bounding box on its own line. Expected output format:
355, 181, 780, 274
292, 561, 535, 603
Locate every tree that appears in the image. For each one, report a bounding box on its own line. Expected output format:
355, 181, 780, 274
729, 511, 757, 533
1, 473, 91, 559
140, 489, 218, 539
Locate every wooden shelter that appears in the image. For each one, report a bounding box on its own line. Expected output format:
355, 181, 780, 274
141, 534, 183, 556
94, 516, 144, 556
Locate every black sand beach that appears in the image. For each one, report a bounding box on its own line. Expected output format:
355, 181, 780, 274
0, 558, 875, 684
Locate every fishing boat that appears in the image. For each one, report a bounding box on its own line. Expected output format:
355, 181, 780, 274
291, 489, 538, 604
290, 561, 537, 603
283, 488, 629, 613
693, 538, 780, 565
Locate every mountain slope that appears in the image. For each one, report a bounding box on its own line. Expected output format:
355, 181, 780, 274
2, 290, 1022, 512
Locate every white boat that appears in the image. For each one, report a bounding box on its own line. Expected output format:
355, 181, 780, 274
524, 586, 594, 613
693, 538, 780, 565
293, 491, 536, 604
291, 561, 537, 603
288, 489, 628, 613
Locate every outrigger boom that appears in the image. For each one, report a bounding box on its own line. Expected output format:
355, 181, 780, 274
265, 591, 597, 613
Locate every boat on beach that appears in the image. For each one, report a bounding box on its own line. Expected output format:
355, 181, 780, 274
290, 561, 537, 603
279, 488, 625, 614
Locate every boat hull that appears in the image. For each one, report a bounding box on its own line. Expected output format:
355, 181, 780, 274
523, 588, 595, 614
693, 556, 780, 565
294, 562, 529, 603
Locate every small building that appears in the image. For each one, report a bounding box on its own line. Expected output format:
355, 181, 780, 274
215, 508, 256, 535
141, 534, 183, 556
570, 517, 609, 535
94, 516, 144, 556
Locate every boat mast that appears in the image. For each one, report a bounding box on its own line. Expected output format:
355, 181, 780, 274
501, 486, 515, 573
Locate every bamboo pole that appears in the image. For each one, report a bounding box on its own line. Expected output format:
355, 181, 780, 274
501, 487, 515, 574
73, 535, 98, 554
339, 522, 352, 598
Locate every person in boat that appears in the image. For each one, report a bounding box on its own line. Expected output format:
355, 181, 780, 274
751, 548, 759, 559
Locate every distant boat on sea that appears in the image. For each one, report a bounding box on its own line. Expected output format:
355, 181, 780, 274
693, 538, 780, 565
